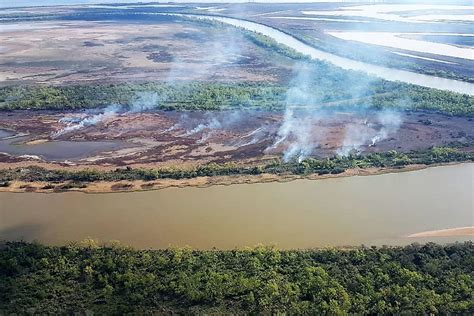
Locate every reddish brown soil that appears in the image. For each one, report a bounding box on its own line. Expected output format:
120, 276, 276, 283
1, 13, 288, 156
0, 109, 472, 169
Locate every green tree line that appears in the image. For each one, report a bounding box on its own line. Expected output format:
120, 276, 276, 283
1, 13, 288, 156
0, 241, 472, 314
1, 80, 473, 115
0, 147, 472, 187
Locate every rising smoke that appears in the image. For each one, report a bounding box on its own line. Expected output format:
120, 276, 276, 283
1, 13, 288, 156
267, 64, 321, 162
179, 110, 249, 144
336, 110, 403, 157
52, 92, 159, 138
370, 110, 403, 146
159, 14, 407, 159
266, 60, 406, 161
52, 12, 407, 160
165, 18, 243, 83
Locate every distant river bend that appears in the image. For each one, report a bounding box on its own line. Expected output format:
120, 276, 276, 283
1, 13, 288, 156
168, 14, 474, 95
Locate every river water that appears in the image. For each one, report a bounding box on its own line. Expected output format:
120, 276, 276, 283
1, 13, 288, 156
0, 134, 128, 161
0, 164, 472, 249
171, 14, 474, 95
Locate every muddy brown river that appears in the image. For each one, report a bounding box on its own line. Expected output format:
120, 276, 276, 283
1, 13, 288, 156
0, 164, 472, 249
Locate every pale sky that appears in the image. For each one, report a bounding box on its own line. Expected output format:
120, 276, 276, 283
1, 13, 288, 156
0, 0, 359, 8
0, 0, 467, 9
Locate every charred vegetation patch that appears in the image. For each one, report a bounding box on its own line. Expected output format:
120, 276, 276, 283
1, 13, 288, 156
1, 147, 471, 187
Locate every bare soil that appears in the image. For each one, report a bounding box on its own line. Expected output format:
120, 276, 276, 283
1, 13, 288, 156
0, 110, 472, 169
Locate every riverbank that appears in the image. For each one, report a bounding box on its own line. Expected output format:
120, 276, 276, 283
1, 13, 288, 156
0, 161, 468, 194
2, 163, 471, 249
0, 164, 474, 250
407, 226, 474, 238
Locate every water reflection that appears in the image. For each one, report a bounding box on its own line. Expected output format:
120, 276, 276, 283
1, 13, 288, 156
0, 134, 128, 161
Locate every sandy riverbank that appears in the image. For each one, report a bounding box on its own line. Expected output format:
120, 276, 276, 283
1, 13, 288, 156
407, 227, 474, 238
0, 162, 465, 194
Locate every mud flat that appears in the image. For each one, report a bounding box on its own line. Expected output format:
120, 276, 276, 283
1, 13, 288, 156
0, 18, 292, 86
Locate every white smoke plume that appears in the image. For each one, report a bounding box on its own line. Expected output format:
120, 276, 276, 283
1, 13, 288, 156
336, 110, 403, 156
180, 111, 247, 144
165, 18, 243, 83
336, 122, 373, 157
128, 91, 160, 113
267, 64, 325, 162
271, 60, 406, 160
233, 126, 267, 147
370, 110, 403, 147
52, 104, 121, 138
183, 117, 222, 137
52, 92, 159, 138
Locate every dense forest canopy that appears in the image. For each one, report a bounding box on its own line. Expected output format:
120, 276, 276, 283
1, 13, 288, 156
1, 80, 473, 116
1, 241, 472, 314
